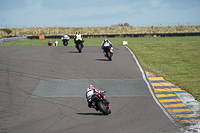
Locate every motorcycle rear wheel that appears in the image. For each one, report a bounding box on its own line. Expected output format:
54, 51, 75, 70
106, 51, 112, 61
78, 44, 82, 53
97, 101, 109, 115
63, 41, 68, 46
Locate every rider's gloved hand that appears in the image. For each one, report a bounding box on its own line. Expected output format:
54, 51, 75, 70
103, 91, 106, 93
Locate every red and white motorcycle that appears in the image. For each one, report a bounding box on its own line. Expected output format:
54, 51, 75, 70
91, 92, 111, 115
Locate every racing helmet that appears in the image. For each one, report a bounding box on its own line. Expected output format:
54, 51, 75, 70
88, 84, 94, 89
104, 39, 108, 42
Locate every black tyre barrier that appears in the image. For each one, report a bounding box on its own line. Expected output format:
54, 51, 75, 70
26, 32, 200, 39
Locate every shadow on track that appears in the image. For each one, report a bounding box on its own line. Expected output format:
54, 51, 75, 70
95, 59, 110, 61
69, 51, 80, 53
76, 113, 104, 116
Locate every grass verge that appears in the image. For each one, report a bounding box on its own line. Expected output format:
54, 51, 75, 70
127, 36, 200, 102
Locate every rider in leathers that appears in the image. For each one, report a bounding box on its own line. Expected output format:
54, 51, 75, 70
61, 34, 70, 40
86, 85, 106, 110
48, 39, 52, 46
61, 34, 70, 46
74, 31, 84, 47
101, 39, 113, 56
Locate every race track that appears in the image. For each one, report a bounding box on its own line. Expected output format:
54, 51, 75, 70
0, 46, 182, 133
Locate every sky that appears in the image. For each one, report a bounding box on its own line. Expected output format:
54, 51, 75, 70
0, 0, 200, 28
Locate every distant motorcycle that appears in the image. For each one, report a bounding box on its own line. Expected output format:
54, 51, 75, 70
103, 45, 113, 61
54, 40, 58, 46
91, 92, 111, 115
75, 40, 84, 53
61, 35, 70, 46
48, 40, 52, 46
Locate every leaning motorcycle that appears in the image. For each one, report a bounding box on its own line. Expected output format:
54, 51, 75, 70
91, 93, 111, 115
75, 40, 84, 53
104, 46, 113, 61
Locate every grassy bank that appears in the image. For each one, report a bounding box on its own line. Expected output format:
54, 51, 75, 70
1, 36, 200, 101
1, 25, 200, 38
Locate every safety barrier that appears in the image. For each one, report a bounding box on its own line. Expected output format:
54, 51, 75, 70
0, 36, 27, 45
26, 32, 200, 39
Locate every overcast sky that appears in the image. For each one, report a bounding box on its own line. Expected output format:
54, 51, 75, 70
0, 0, 200, 28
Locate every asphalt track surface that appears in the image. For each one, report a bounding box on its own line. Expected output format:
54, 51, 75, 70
0, 46, 182, 133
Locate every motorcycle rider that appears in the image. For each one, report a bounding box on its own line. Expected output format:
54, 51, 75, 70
48, 39, 52, 46
86, 85, 106, 110
61, 34, 70, 46
54, 40, 58, 46
101, 39, 113, 56
61, 34, 70, 41
74, 31, 84, 47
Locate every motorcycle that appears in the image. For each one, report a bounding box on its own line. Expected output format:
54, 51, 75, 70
91, 92, 111, 115
62, 39, 69, 46
61, 35, 70, 46
103, 46, 113, 61
75, 40, 84, 53
54, 40, 58, 46
48, 40, 52, 46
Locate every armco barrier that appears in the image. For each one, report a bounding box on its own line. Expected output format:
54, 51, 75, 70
0, 36, 27, 45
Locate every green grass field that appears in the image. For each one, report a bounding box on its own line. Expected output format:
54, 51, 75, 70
127, 36, 200, 101
1, 36, 200, 101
